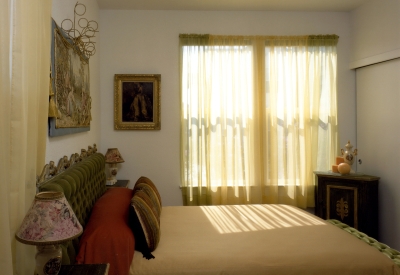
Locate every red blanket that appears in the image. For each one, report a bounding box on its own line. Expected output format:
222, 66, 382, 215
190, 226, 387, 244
76, 188, 135, 275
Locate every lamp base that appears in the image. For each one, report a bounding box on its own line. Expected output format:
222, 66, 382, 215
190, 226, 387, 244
35, 245, 62, 275
107, 164, 119, 185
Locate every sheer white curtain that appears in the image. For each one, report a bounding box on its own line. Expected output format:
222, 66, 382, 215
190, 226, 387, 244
180, 34, 338, 208
0, 0, 51, 274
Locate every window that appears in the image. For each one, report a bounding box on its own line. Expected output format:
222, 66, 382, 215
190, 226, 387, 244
180, 35, 339, 208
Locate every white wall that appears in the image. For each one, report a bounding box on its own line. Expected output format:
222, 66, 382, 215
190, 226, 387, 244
46, 0, 101, 162
99, 10, 356, 206
351, 0, 400, 250
350, 0, 400, 66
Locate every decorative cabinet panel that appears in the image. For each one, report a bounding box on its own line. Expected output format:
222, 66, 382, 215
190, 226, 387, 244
314, 172, 379, 239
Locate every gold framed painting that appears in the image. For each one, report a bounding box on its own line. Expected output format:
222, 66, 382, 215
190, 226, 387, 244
114, 74, 161, 130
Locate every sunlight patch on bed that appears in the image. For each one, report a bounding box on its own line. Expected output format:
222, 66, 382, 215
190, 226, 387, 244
200, 205, 325, 234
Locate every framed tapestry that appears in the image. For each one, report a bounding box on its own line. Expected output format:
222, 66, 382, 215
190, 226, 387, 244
49, 19, 91, 137
114, 74, 161, 130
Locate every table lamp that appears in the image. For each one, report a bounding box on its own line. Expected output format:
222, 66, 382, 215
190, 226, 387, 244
15, 192, 83, 275
104, 148, 125, 185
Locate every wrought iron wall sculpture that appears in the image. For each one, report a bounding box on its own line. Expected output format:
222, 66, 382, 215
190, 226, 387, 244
61, 2, 98, 59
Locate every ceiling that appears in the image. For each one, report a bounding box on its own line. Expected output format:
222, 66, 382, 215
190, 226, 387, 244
97, 0, 370, 12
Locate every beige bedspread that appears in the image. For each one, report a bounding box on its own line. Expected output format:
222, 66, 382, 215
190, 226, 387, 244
130, 204, 400, 275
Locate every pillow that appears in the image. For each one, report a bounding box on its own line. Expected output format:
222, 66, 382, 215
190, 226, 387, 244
129, 190, 160, 260
133, 176, 162, 208
133, 182, 161, 217
76, 188, 135, 275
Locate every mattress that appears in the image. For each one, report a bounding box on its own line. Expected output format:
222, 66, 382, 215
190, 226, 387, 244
130, 204, 400, 275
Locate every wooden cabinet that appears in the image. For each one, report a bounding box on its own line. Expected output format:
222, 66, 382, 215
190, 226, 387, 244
314, 171, 379, 239
106, 179, 130, 189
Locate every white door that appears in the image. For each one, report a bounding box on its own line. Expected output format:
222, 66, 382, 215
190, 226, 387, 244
356, 58, 400, 174
356, 57, 400, 248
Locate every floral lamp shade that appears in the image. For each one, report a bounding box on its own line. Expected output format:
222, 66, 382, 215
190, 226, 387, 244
15, 191, 82, 275
104, 148, 125, 164
15, 192, 83, 245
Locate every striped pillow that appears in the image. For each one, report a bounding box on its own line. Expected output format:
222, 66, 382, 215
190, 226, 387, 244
133, 176, 162, 208
130, 190, 160, 259
133, 182, 161, 217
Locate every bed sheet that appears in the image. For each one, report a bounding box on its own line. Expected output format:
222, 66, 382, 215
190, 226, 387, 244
129, 204, 400, 275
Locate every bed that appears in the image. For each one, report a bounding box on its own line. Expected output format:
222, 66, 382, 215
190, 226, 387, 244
37, 145, 400, 275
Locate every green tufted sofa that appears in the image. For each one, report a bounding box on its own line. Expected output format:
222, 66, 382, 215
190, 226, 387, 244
38, 152, 107, 264
327, 219, 400, 268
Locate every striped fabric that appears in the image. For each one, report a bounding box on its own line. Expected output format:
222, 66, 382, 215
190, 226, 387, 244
133, 176, 162, 208
130, 190, 161, 259
133, 182, 161, 217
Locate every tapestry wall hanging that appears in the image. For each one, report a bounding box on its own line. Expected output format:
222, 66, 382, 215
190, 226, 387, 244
49, 19, 91, 136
